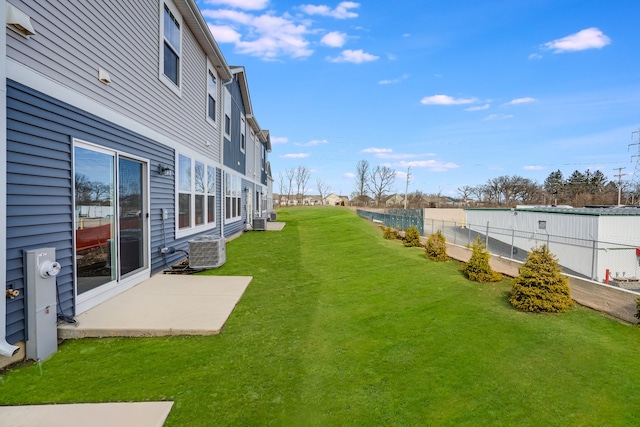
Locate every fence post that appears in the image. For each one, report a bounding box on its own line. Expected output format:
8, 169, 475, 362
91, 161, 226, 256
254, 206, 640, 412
485, 222, 489, 247
511, 229, 515, 259
453, 222, 457, 244
591, 239, 597, 281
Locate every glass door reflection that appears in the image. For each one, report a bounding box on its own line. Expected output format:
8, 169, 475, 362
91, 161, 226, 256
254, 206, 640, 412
118, 157, 146, 276
74, 146, 116, 294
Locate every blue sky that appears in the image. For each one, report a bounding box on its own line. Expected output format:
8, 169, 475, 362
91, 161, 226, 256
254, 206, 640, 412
196, 0, 640, 198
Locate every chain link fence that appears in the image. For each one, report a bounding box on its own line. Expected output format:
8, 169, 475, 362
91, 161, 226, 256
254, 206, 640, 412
358, 209, 640, 293
357, 209, 423, 235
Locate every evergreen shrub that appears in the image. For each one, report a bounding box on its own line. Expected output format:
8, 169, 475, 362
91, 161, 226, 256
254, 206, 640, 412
425, 230, 449, 261
509, 245, 573, 313
382, 226, 398, 240
403, 226, 422, 247
463, 237, 502, 282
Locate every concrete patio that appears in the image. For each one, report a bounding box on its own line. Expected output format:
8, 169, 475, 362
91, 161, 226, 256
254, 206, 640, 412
58, 274, 252, 338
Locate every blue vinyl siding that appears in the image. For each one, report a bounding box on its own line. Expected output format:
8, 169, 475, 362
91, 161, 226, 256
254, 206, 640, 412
5, 80, 176, 343
223, 80, 246, 174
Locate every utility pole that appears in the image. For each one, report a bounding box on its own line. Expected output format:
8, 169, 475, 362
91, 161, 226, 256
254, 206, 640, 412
403, 166, 411, 209
613, 167, 626, 206
629, 130, 640, 204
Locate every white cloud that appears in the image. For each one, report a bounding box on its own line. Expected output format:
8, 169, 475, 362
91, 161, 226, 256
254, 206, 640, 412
362, 147, 392, 154
320, 31, 347, 47
505, 97, 536, 105
484, 114, 514, 121
465, 103, 490, 111
300, 2, 360, 19
202, 9, 313, 60
524, 165, 545, 171
529, 53, 543, 60
328, 49, 379, 63
271, 136, 288, 144
378, 74, 410, 85
543, 27, 611, 53
282, 153, 310, 158
208, 24, 242, 43
402, 33, 410, 38
204, 0, 269, 9
343, 172, 355, 179
398, 160, 460, 172
295, 139, 328, 146
421, 95, 477, 105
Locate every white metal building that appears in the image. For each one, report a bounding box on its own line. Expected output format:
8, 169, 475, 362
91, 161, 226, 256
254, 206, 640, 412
465, 206, 640, 283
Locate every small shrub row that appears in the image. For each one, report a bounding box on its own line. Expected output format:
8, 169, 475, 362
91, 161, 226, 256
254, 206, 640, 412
379, 220, 573, 315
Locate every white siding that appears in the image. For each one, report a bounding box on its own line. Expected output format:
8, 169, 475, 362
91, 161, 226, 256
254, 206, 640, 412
6, 0, 222, 163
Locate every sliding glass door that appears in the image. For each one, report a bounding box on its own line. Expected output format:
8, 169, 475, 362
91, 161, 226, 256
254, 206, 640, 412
74, 143, 148, 296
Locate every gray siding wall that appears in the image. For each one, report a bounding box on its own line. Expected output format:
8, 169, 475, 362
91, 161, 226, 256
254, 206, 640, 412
6, 80, 177, 343
223, 80, 246, 173
7, 0, 222, 162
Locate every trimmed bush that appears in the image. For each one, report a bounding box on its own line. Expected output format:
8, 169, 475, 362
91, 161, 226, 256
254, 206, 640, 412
382, 226, 398, 240
510, 245, 573, 313
403, 226, 422, 247
425, 230, 449, 261
463, 237, 502, 282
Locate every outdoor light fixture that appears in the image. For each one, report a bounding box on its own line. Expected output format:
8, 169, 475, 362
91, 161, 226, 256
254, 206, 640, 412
6, 3, 36, 37
157, 164, 174, 177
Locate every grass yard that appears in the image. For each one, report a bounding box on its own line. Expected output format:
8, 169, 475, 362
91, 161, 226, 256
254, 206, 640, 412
1, 206, 640, 426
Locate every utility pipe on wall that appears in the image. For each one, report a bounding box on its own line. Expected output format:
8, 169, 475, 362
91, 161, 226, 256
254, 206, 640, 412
0, 0, 20, 357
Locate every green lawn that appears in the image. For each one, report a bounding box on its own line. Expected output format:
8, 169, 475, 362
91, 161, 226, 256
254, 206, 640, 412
1, 207, 639, 426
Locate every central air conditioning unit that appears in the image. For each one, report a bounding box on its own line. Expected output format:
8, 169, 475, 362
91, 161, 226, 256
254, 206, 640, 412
189, 236, 226, 269
269, 212, 277, 222
253, 217, 267, 231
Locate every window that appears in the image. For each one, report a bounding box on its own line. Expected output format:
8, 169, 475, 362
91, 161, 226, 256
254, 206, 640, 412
207, 166, 216, 223
161, 3, 181, 90
538, 220, 547, 230
178, 155, 191, 229
178, 154, 216, 231
224, 88, 231, 138
207, 70, 217, 122
225, 172, 242, 222
240, 116, 246, 153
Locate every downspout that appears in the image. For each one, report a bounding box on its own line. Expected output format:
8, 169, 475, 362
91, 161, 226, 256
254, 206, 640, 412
0, 0, 20, 357
219, 76, 234, 239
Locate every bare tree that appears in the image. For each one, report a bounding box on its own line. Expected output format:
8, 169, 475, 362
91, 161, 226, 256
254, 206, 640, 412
367, 165, 396, 206
295, 165, 311, 204
285, 168, 295, 205
457, 186, 473, 206
277, 171, 288, 205
316, 178, 331, 204
353, 160, 370, 205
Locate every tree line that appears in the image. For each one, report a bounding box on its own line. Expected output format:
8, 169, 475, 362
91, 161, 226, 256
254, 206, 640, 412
458, 169, 637, 207
276, 162, 639, 208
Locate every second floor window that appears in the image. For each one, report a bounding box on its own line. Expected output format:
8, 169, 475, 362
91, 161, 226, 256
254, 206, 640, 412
207, 71, 216, 122
163, 4, 181, 86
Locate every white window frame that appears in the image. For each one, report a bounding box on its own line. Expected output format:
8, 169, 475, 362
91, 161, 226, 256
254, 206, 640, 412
206, 63, 218, 126
176, 153, 217, 238
224, 87, 231, 138
159, 1, 182, 96
224, 171, 242, 224
240, 114, 246, 153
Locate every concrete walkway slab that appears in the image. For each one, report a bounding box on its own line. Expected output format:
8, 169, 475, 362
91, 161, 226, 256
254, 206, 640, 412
267, 221, 285, 231
58, 274, 251, 338
0, 401, 173, 427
